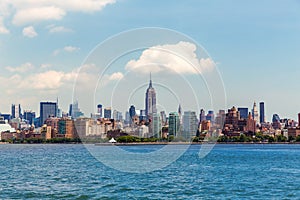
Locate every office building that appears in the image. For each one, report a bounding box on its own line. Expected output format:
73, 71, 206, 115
124, 111, 130, 124
23, 110, 36, 125
215, 110, 226, 129
252, 102, 259, 123
259, 102, 265, 123
160, 111, 167, 125
183, 111, 198, 139
97, 104, 103, 118
11, 104, 21, 119
151, 113, 161, 137
58, 118, 76, 139
129, 105, 136, 119
104, 107, 112, 119
206, 110, 214, 124
246, 112, 256, 134
201, 120, 211, 132
272, 114, 281, 123
139, 110, 147, 122
69, 100, 84, 119
113, 110, 123, 121
168, 112, 180, 137
40, 102, 57, 126
238, 107, 248, 119
199, 109, 206, 123
145, 74, 157, 119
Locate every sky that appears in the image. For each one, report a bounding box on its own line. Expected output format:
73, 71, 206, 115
0, 0, 300, 121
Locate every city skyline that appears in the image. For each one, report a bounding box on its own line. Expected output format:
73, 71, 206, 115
1, 98, 299, 125
1, 1, 300, 120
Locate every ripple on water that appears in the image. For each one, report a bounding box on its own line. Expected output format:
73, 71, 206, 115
0, 144, 300, 199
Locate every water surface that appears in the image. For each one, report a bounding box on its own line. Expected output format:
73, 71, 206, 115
0, 144, 299, 199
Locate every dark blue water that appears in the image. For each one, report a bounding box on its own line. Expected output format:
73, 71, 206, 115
0, 144, 299, 199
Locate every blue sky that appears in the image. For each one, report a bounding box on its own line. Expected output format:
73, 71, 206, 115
0, 0, 300, 121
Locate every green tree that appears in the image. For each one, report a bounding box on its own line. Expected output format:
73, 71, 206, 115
288, 135, 295, 142
268, 136, 275, 143
276, 135, 287, 142
239, 134, 246, 142
168, 135, 175, 142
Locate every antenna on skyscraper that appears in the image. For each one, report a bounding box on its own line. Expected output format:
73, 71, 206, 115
149, 72, 152, 87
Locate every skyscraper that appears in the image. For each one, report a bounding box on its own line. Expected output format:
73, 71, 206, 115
69, 100, 84, 119
206, 110, 215, 124
97, 104, 103, 118
151, 113, 161, 138
125, 111, 130, 124
246, 112, 256, 134
23, 110, 36, 125
298, 113, 300, 127
40, 102, 57, 126
272, 114, 280, 123
145, 74, 157, 119
168, 112, 180, 137
113, 110, 123, 121
129, 105, 136, 119
182, 111, 198, 139
178, 104, 183, 125
139, 110, 146, 122
199, 109, 206, 123
252, 101, 259, 123
104, 107, 112, 119
11, 104, 21, 119
238, 107, 248, 119
160, 111, 167, 125
178, 104, 182, 116
259, 102, 265, 123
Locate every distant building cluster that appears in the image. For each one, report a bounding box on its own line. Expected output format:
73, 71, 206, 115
1, 76, 300, 142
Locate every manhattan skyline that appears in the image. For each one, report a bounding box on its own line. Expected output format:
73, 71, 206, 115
0, 1, 300, 120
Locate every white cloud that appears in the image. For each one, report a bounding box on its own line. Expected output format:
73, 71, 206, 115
98, 72, 124, 88
13, 6, 66, 26
40, 63, 52, 69
0, 16, 9, 34
0, 67, 78, 95
22, 26, 38, 38
53, 45, 80, 56
2, 1, 116, 27
108, 72, 124, 81
125, 41, 216, 75
25, 70, 65, 90
6, 62, 35, 73
52, 0, 116, 12
64, 46, 80, 52
48, 25, 73, 33
0, 0, 11, 17
20, 70, 78, 90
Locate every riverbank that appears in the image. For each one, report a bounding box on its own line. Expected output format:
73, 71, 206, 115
95, 142, 300, 146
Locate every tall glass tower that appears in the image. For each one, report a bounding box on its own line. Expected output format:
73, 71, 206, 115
259, 102, 265, 123
40, 102, 57, 126
168, 112, 180, 137
145, 73, 157, 120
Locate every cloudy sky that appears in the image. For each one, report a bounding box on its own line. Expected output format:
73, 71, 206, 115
0, 0, 300, 121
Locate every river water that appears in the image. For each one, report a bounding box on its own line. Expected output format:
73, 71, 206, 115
0, 144, 299, 199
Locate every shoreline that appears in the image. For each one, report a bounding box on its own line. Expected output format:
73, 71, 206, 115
1, 141, 300, 145
96, 142, 300, 146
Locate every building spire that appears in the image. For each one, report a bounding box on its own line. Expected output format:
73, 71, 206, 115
149, 72, 152, 88
178, 104, 182, 115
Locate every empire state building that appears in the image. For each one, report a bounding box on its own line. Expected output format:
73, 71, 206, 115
145, 74, 157, 119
